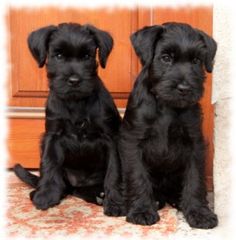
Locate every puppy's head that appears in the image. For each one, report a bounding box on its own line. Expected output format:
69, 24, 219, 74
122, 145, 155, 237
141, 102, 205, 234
28, 23, 113, 99
131, 22, 217, 108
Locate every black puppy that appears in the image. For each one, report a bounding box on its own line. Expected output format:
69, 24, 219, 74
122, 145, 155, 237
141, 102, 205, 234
118, 22, 218, 229
13, 23, 123, 211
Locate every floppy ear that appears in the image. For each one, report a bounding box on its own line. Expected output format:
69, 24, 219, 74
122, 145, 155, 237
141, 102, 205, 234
131, 25, 164, 66
85, 25, 113, 68
28, 25, 57, 68
198, 30, 217, 73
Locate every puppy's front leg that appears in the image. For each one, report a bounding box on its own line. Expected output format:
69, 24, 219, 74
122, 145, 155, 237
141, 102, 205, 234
119, 136, 159, 225
30, 134, 66, 210
181, 141, 218, 229
103, 141, 126, 217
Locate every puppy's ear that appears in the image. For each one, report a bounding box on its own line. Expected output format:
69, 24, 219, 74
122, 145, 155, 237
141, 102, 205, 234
131, 25, 164, 66
28, 25, 57, 68
85, 25, 113, 68
198, 30, 217, 73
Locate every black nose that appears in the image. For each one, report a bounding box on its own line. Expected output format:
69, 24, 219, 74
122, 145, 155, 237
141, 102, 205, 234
177, 84, 190, 95
68, 75, 80, 86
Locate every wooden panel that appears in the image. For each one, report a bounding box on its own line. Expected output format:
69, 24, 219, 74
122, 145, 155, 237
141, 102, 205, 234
8, 8, 139, 108
152, 6, 214, 190
8, 118, 44, 168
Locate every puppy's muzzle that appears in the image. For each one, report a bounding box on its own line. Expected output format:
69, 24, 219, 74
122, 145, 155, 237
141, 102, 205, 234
177, 83, 190, 96
68, 75, 80, 86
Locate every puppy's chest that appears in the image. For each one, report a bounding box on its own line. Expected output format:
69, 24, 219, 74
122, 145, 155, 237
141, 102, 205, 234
63, 106, 99, 137
65, 114, 102, 139
142, 113, 192, 159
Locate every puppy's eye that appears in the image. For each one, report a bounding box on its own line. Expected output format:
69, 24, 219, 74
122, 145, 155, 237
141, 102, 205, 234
82, 54, 90, 60
161, 54, 172, 63
55, 53, 63, 60
192, 57, 201, 64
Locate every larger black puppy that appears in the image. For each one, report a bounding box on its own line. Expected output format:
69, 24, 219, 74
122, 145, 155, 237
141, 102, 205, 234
14, 23, 123, 211
118, 22, 218, 229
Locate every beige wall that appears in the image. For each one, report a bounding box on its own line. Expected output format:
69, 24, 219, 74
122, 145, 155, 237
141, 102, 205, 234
213, 4, 235, 235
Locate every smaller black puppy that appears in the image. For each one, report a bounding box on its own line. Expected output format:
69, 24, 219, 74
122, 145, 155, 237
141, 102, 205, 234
14, 23, 123, 212
118, 22, 218, 229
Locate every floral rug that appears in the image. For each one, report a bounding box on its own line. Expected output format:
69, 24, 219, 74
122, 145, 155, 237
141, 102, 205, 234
6, 172, 217, 239
6, 172, 178, 239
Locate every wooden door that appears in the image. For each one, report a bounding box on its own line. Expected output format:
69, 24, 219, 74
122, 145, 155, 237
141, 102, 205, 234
7, 6, 214, 190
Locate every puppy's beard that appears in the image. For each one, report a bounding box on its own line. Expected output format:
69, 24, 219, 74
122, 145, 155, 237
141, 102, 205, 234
49, 80, 95, 100
55, 88, 95, 100
152, 87, 202, 108
65, 91, 92, 99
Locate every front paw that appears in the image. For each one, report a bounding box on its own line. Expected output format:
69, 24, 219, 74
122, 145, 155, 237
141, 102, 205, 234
103, 196, 126, 217
185, 206, 218, 229
127, 209, 160, 225
30, 189, 62, 210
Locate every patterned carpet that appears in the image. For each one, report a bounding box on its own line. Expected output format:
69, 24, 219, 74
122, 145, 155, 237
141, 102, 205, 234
6, 172, 217, 239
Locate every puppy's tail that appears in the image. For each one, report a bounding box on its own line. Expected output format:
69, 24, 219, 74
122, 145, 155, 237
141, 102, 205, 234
13, 164, 39, 188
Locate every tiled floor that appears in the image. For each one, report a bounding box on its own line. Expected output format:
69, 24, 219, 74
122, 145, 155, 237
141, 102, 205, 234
6, 171, 219, 239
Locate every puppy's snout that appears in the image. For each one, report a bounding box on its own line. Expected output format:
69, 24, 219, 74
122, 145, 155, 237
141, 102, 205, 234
177, 83, 190, 95
68, 75, 80, 86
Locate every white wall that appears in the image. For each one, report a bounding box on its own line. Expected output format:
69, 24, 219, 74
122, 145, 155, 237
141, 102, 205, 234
213, 4, 236, 237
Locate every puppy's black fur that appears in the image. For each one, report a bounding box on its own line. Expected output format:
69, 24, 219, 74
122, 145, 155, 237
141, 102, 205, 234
117, 22, 218, 229
13, 23, 123, 211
